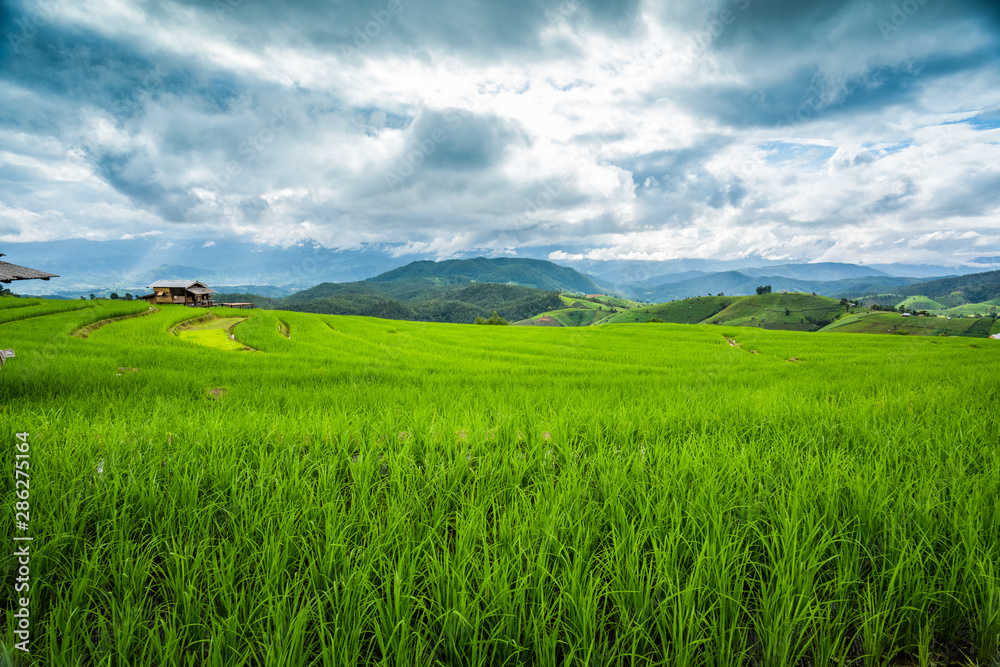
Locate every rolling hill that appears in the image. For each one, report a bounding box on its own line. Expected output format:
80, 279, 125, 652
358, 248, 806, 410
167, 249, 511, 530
367, 257, 604, 293
820, 312, 996, 337
736, 262, 890, 281
892, 269, 1000, 303
266, 257, 605, 323
637, 272, 921, 303
606, 293, 856, 331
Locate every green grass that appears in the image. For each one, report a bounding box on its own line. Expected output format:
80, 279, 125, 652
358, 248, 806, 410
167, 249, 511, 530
172, 314, 251, 351
1, 300, 999, 666
0, 298, 94, 325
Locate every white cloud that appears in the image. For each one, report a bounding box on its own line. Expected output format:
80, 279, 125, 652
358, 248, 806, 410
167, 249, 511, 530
0, 0, 998, 264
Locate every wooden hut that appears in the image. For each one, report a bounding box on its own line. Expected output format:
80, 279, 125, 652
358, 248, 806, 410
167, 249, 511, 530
140, 280, 217, 306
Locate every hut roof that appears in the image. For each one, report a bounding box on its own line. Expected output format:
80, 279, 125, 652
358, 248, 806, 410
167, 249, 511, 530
146, 280, 217, 293
0, 261, 59, 283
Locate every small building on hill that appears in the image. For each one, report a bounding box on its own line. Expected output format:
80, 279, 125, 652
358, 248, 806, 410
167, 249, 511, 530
140, 280, 217, 306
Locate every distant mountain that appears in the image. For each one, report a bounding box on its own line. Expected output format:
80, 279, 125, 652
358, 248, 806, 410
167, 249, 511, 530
556, 259, 934, 299
636, 272, 922, 302
273, 258, 599, 323
863, 264, 959, 278
367, 257, 604, 294
737, 262, 889, 281
633, 270, 710, 286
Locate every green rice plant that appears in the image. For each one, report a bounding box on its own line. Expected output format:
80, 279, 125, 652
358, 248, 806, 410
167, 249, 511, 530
752, 486, 837, 667
1, 302, 999, 665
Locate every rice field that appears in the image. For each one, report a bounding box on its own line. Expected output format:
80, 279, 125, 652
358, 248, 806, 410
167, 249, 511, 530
1, 299, 999, 666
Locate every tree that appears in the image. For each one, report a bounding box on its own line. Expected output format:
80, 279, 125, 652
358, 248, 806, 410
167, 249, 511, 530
784, 308, 791, 316
475, 310, 508, 325
89, 294, 96, 300
125, 293, 133, 301
756, 285, 772, 295
110, 292, 119, 300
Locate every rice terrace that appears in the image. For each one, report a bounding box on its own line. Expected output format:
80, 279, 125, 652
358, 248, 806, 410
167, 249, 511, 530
4, 0, 1000, 665
2, 295, 999, 665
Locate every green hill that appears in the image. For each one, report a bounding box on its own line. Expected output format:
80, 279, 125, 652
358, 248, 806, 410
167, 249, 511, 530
896, 295, 949, 311
819, 312, 995, 337
604, 293, 855, 331
280, 281, 562, 324
266, 257, 605, 324
893, 269, 1000, 303
638, 271, 920, 302
367, 257, 604, 293
516, 307, 615, 327
934, 299, 1000, 318
500, 293, 638, 327
705, 293, 849, 330
606, 295, 735, 324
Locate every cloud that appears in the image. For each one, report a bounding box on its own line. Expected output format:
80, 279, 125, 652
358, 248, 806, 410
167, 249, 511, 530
0, 0, 998, 265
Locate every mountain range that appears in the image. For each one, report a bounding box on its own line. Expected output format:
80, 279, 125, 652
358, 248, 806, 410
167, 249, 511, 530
8, 238, 1000, 313
240, 257, 600, 323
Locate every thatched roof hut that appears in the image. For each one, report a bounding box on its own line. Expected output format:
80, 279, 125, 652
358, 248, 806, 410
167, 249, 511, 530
0, 253, 59, 283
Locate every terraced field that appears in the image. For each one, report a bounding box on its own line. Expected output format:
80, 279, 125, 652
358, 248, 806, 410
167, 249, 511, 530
605, 295, 734, 324
1, 299, 999, 666
173, 314, 251, 351
820, 311, 995, 337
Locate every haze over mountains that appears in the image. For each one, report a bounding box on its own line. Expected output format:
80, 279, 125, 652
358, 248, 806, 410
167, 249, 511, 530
7, 238, 1000, 300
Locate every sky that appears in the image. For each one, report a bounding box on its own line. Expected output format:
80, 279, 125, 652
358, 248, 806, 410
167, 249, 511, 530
1, 0, 999, 267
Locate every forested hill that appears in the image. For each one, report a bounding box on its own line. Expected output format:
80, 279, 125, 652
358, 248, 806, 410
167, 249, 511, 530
279, 281, 562, 323
228, 257, 600, 323
366, 257, 604, 294
893, 269, 1000, 302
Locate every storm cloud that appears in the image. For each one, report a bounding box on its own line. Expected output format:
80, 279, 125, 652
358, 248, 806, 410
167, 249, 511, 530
0, 0, 998, 264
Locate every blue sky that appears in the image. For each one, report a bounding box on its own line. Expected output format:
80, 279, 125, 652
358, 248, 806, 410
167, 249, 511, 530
1, 0, 999, 266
